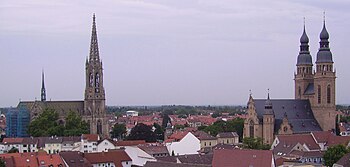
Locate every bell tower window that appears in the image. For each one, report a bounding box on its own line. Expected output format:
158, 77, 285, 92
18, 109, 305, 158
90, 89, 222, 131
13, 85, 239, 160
318, 85, 321, 104
89, 73, 93, 87
327, 85, 331, 104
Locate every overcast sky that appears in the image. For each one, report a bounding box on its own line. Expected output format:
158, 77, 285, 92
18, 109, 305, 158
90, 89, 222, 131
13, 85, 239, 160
1, 0, 349, 107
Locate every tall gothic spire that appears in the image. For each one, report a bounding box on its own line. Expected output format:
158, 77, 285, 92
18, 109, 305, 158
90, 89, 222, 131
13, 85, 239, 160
89, 14, 100, 62
41, 70, 46, 102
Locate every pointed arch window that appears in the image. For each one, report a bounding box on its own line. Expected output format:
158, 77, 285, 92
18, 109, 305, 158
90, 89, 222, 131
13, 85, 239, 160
97, 120, 102, 135
95, 73, 100, 87
298, 86, 301, 98
318, 85, 321, 104
327, 85, 331, 104
249, 120, 254, 138
89, 73, 93, 87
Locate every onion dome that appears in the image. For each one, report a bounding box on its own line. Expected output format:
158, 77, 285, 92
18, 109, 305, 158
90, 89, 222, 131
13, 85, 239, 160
297, 24, 312, 65
316, 20, 333, 63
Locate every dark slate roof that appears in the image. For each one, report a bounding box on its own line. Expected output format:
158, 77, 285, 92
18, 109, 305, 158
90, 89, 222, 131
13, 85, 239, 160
304, 83, 314, 95
253, 99, 322, 133
18, 100, 84, 116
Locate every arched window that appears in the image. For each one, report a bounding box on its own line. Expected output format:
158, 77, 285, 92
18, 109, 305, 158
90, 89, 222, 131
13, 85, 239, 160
327, 85, 331, 104
298, 86, 301, 98
318, 85, 321, 104
95, 73, 100, 87
97, 120, 102, 135
249, 120, 254, 138
89, 73, 93, 87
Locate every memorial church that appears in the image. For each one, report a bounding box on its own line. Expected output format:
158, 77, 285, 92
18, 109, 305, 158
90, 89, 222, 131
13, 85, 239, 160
18, 15, 109, 137
243, 18, 337, 145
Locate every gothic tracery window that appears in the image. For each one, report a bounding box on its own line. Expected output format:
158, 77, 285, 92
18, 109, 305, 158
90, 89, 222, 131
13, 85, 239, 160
97, 120, 102, 135
89, 73, 93, 87
249, 120, 254, 138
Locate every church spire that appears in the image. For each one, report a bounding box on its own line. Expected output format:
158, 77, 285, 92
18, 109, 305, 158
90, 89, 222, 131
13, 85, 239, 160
89, 13, 100, 62
316, 12, 333, 63
297, 18, 312, 66
41, 70, 46, 102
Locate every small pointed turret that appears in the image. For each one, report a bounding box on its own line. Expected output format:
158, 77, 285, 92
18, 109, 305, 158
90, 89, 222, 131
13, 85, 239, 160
264, 90, 274, 115
41, 70, 46, 102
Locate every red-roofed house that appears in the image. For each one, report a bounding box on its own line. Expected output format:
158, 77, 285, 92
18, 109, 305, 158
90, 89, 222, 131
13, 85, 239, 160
81, 134, 100, 153
84, 150, 132, 167
0, 152, 65, 167
212, 149, 275, 167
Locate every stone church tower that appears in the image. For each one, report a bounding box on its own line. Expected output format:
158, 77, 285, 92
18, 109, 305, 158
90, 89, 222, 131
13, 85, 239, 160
262, 93, 274, 145
83, 14, 108, 137
294, 18, 336, 131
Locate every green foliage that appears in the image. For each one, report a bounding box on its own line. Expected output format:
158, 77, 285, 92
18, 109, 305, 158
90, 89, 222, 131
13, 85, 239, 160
174, 124, 186, 130
243, 137, 270, 150
110, 123, 127, 139
28, 109, 89, 137
153, 123, 164, 141
323, 144, 350, 166
0, 158, 5, 167
211, 112, 222, 118
8, 147, 19, 153
202, 118, 244, 141
127, 123, 157, 142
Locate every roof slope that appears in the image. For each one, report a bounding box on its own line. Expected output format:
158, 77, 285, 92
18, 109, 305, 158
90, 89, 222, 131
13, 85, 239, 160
253, 99, 322, 133
212, 149, 273, 167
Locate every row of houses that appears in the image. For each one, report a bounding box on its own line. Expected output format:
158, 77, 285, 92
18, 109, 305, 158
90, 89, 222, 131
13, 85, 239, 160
0, 150, 132, 167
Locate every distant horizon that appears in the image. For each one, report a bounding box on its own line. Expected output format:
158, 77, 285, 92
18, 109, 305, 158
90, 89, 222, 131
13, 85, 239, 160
1, 1, 349, 107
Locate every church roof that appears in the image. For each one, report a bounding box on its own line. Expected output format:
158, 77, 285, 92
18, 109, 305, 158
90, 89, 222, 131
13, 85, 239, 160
253, 99, 322, 133
18, 100, 84, 115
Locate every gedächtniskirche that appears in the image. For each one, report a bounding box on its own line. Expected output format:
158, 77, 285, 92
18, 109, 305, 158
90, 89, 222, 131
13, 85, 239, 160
243, 18, 337, 145
18, 14, 109, 137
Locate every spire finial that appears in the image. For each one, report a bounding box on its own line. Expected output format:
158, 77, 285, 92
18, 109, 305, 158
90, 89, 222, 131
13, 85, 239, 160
303, 17, 306, 29
93, 13, 96, 22
267, 88, 270, 100
323, 11, 326, 25
249, 89, 252, 96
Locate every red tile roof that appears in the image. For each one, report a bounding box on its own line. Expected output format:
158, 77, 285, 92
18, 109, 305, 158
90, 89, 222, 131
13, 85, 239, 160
115, 140, 146, 146
276, 134, 320, 150
168, 131, 189, 141
212, 149, 273, 167
82, 134, 99, 142
2, 138, 24, 144
84, 150, 131, 166
0, 152, 65, 167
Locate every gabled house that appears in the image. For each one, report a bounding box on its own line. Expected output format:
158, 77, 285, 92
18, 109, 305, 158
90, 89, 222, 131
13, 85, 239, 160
216, 132, 239, 145
81, 134, 100, 153
166, 132, 200, 156
97, 138, 117, 152
84, 150, 132, 167
212, 149, 275, 167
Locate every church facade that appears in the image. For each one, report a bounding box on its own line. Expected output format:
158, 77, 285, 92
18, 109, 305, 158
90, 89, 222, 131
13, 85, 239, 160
243, 19, 336, 145
18, 15, 109, 137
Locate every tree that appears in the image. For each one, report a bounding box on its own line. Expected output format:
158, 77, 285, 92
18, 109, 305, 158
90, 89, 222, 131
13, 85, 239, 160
127, 123, 157, 142
153, 123, 164, 141
0, 158, 5, 167
202, 118, 244, 141
243, 137, 270, 150
28, 108, 61, 137
323, 144, 350, 167
8, 147, 19, 153
28, 108, 89, 137
110, 123, 127, 139
63, 111, 89, 136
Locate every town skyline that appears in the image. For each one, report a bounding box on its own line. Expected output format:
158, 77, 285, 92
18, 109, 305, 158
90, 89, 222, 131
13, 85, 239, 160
1, 0, 350, 107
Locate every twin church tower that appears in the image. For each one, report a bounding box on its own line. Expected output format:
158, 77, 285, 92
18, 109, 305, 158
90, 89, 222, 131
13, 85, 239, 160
243, 17, 336, 145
